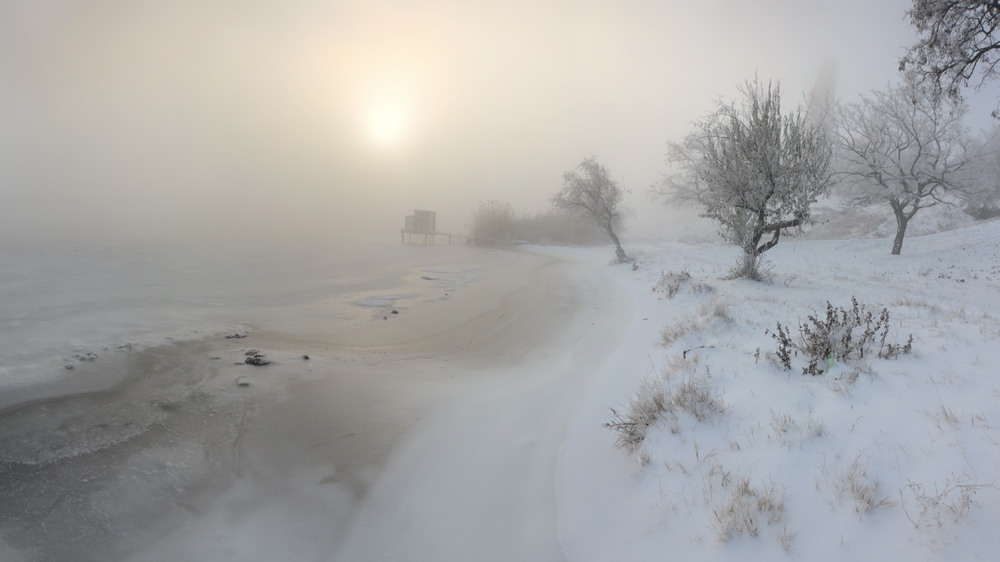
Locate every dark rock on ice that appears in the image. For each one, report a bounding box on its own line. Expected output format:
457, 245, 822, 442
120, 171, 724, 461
244, 352, 272, 366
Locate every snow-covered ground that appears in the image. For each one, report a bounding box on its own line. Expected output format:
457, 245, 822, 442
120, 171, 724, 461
2, 210, 999, 561
558, 217, 1000, 561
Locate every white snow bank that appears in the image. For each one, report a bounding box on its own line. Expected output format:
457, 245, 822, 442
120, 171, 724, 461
558, 220, 1000, 561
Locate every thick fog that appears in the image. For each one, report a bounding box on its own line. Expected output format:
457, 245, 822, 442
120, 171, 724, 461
0, 0, 939, 247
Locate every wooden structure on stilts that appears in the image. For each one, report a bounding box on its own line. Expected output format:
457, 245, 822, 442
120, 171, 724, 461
401, 210, 446, 244
400, 209, 522, 245
400, 210, 470, 244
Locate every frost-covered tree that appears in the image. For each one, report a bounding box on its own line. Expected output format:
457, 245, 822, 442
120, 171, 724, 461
553, 156, 631, 263
659, 78, 833, 279
836, 82, 973, 255
958, 126, 1000, 218
900, 0, 1000, 109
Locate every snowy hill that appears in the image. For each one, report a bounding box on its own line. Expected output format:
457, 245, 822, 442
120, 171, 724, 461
558, 218, 1000, 561
798, 199, 982, 241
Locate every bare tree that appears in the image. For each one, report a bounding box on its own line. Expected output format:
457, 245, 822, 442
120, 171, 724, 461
836, 82, 974, 255
900, 0, 1000, 110
553, 156, 631, 263
658, 78, 833, 279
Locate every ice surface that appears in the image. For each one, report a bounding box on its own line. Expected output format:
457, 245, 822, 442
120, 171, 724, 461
0, 240, 534, 560
353, 294, 415, 307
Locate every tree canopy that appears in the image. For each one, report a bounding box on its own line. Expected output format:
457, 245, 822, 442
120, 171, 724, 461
660, 78, 833, 279
901, 0, 1000, 108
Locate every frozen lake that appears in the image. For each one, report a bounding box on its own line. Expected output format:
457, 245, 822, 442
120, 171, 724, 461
0, 238, 557, 560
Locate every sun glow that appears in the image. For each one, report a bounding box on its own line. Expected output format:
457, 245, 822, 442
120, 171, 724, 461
367, 103, 407, 147
360, 88, 415, 149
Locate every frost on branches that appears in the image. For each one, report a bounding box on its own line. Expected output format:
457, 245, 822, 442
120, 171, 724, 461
901, 0, 1000, 107
660, 78, 833, 280
836, 82, 973, 255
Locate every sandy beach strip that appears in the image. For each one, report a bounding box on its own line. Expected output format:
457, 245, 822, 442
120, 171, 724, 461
0, 245, 627, 561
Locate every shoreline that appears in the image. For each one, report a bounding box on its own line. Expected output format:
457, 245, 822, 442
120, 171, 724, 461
0, 244, 592, 561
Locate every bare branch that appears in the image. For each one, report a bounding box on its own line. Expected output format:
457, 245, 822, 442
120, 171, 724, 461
835, 81, 973, 254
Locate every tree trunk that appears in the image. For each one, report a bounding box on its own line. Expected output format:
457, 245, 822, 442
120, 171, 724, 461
891, 209, 908, 256
606, 227, 629, 263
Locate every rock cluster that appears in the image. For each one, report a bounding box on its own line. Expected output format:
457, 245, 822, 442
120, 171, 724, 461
244, 350, 272, 366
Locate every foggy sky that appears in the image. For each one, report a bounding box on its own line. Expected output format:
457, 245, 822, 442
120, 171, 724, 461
0, 0, 988, 247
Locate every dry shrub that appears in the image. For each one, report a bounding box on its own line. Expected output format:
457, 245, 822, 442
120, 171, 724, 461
900, 476, 995, 528
767, 297, 913, 375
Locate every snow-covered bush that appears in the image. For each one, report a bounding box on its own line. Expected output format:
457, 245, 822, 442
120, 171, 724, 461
766, 297, 913, 375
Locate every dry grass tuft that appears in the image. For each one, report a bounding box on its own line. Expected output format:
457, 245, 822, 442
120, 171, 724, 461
713, 477, 787, 542
652, 270, 714, 299
659, 297, 730, 348
769, 410, 824, 447
604, 358, 724, 460
839, 454, 893, 514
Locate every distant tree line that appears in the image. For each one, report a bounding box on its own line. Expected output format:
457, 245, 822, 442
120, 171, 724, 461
468, 200, 608, 247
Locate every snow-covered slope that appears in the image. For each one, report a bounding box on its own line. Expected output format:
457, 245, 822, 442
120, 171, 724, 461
559, 219, 1000, 561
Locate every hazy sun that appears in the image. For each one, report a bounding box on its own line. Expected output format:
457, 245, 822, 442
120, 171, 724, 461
367, 105, 406, 146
